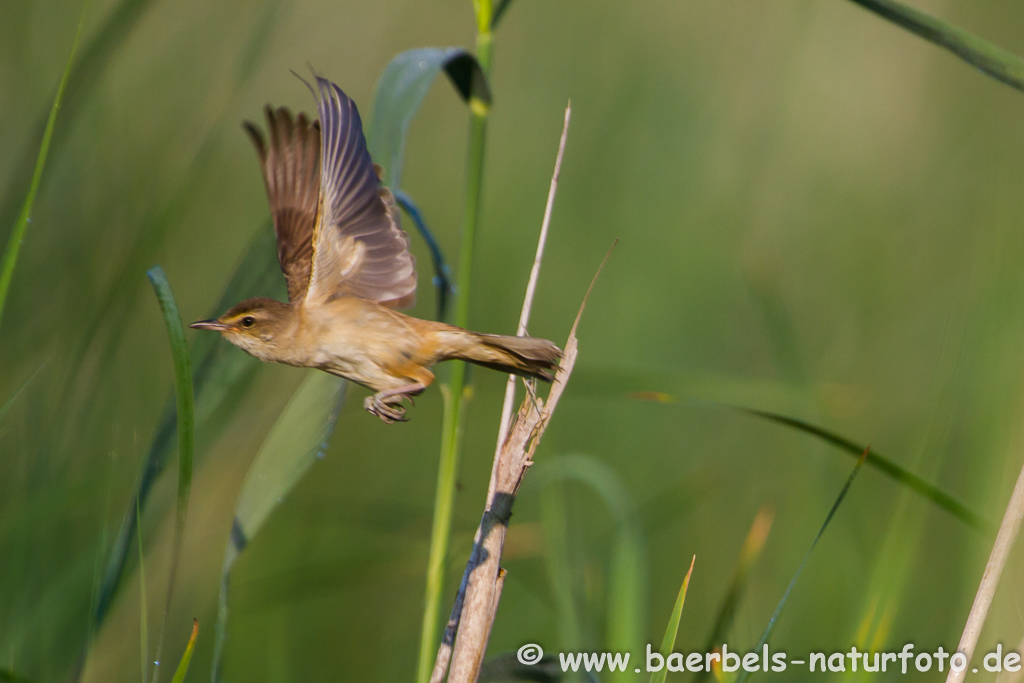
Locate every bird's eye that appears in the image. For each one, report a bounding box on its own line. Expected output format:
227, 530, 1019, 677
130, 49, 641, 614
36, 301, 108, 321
241, 316, 256, 328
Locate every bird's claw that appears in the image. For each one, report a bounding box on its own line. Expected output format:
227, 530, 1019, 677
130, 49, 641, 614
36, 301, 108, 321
365, 393, 414, 424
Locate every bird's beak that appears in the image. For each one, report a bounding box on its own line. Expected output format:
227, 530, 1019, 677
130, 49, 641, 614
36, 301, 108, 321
189, 319, 228, 331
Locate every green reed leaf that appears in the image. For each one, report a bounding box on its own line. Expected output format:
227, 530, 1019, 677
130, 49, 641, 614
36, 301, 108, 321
211, 372, 346, 682
848, 0, 1024, 92
740, 407, 992, 534
369, 47, 490, 189
145, 267, 195, 683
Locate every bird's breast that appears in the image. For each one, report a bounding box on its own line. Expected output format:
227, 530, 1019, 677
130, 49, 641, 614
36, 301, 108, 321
292, 299, 421, 385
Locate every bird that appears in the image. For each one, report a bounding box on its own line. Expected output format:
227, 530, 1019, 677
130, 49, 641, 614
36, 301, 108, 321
190, 75, 562, 423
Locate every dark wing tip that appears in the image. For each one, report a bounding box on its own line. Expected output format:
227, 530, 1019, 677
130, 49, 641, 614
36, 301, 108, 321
242, 120, 266, 160
291, 67, 316, 96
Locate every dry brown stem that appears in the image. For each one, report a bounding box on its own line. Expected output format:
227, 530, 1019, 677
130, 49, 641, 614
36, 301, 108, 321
946, 449, 1024, 683
428, 102, 618, 683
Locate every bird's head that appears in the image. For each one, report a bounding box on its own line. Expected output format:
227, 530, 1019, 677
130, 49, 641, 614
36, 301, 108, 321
190, 297, 296, 360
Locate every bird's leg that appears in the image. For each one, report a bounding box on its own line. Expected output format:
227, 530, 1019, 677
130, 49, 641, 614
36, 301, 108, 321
365, 382, 427, 424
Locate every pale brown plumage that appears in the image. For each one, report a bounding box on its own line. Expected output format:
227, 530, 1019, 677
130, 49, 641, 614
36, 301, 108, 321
192, 75, 560, 423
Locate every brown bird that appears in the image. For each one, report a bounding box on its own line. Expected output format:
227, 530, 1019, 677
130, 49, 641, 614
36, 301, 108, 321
190, 76, 561, 423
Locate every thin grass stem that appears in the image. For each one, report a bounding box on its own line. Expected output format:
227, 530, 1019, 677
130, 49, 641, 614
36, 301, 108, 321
417, 4, 495, 682
0, 7, 84, 333
735, 448, 869, 683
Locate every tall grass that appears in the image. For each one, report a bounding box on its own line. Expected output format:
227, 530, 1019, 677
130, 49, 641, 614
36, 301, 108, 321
418, 3, 498, 681
0, 6, 84, 332
5, 2, 1024, 682
144, 267, 194, 683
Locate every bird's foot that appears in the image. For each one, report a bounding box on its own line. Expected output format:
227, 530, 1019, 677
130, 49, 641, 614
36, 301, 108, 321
365, 392, 415, 424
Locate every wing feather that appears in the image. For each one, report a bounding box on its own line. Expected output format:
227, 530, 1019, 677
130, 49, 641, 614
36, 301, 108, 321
305, 77, 417, 308
244, 107, 321, 302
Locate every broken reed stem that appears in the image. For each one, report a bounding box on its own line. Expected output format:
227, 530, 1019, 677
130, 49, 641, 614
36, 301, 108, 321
434, 246, 615, 683
429, 105, 578, 683
945, 445, 1024, 683
493, 104, 572, 457
445, 338, 578, 682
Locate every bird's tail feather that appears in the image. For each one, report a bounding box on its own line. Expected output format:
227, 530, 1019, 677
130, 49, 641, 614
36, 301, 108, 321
436, 328, 562, 381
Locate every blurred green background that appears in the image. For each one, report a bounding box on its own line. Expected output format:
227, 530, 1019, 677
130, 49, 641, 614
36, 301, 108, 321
3, 0, 1024, 681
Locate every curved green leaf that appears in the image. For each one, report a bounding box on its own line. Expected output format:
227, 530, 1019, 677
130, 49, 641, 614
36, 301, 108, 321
212, 372, 346, 681
374, 46, 491, 683
634, 393, 992, 535
145, 267, 196, 683
369, 47, 491, 189
848, 0, 1024, 92
739, 407, 993, 535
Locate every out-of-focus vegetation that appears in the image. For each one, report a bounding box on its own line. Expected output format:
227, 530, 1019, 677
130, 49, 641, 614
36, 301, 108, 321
3, 1, 1024, 681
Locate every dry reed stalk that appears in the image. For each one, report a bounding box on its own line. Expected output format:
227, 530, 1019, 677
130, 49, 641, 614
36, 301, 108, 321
946, 451, 1024, 683
430, 104, 615, 683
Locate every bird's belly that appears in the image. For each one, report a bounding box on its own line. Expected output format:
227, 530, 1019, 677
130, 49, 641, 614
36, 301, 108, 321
295, 301, 431, 392
310, 338, 403, 391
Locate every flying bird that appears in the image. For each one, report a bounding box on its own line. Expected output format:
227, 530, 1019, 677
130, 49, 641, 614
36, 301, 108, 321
190, 75, 561, 423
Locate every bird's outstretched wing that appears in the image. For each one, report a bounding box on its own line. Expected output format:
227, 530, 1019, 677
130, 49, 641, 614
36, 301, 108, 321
304, 76, 417, 308
244, 106, 321, 303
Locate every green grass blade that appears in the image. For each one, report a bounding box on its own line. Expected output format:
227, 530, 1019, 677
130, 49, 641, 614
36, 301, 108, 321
419, 382, 467, 683
145, 267, 195, 683
735, 450, 869, 683
211, 373, 346, 682
649, 556, 695, 683
694, 508, 774, 683
739, 407, 992, 534
169, 620, 198, 683
536, 454, 647, 683
0, 7, 84, 332
847, 0, 1024, 92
